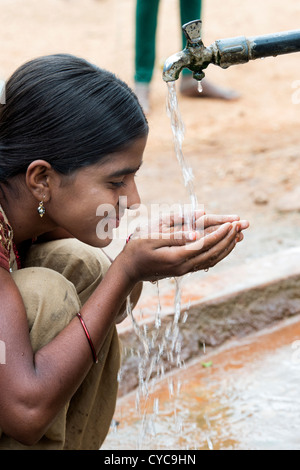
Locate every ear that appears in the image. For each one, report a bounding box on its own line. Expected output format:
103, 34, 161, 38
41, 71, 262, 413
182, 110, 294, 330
25, 160, 56, 202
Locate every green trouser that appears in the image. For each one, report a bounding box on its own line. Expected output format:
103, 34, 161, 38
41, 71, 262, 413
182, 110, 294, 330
134, 0, 202, 83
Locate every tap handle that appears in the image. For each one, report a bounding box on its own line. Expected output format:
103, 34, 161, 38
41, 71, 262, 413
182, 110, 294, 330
182, 20, 202, 44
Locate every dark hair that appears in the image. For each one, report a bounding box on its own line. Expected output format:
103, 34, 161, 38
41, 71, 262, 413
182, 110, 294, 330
0, 54, 148, 182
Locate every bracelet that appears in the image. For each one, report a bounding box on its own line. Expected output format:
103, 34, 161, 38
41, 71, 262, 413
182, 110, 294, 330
76, 312, 98, 364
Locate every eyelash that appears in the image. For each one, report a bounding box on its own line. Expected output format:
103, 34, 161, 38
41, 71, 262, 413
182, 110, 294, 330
110, 181, 127, 188
110, 174, 138, 189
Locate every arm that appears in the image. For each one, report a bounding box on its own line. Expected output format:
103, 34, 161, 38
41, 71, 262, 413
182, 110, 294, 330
35, 228, 143, 324
0, 259, 136, 445
103, 248, 143, 324
0, 215, 248, 445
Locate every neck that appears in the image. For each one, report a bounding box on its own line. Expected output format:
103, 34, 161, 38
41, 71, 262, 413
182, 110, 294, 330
0, 191, 55, 246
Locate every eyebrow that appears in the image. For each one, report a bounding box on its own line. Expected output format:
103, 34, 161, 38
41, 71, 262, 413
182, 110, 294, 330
108, 161, 143, 178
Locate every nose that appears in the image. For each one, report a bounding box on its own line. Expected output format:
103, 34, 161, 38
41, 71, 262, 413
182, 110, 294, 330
121, 179, 141, 210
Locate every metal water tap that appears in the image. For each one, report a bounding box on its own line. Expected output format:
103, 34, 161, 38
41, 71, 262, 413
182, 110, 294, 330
163, 20, 208, 82
163, 19, 300, 82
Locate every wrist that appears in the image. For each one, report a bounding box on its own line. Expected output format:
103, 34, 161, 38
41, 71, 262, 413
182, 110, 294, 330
115, 244, 141, 286
109, 250, 138, 291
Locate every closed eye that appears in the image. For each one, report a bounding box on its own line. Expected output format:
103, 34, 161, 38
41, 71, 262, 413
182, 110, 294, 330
110, 181, 127, 188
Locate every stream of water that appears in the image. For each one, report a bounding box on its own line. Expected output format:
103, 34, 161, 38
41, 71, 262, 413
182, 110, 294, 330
165, 81, 198, 230
119, 81, 202, 449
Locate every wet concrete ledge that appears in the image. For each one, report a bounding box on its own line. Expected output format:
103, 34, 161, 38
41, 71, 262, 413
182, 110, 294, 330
117, 247, 300, 396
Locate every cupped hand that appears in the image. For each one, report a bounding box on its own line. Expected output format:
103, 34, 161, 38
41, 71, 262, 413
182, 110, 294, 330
121, 213, 249, 283
130, 211, 245, 238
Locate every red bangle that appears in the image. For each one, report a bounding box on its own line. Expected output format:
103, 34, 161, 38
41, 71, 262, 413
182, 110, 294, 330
126, 233, 133, 244
76, 312, 98, 364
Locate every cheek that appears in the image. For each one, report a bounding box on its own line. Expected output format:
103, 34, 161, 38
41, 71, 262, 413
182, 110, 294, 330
94, 195, 120, 225
79, 191, 119, 243
74, 188, 117, 220
90, 186, 119, 207
52, 183, 119, 245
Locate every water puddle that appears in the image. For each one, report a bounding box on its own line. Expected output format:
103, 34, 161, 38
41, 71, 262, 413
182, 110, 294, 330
104, 317, 300, 450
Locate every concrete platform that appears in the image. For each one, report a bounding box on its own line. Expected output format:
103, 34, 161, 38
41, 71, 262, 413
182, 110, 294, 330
105, 314, 300, 450
117, 247, 300, 395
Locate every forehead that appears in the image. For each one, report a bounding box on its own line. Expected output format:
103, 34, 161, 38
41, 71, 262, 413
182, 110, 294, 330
94, 136, 146, 176
74, 136, 146, 181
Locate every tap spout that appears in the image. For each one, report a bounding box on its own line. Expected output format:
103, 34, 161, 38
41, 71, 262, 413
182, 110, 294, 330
163, 20, 300, 82
163, 20, 212, 82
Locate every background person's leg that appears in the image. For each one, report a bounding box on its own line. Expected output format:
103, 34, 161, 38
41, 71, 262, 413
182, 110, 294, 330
134, 0, 161, 113
134, 0, 161, 83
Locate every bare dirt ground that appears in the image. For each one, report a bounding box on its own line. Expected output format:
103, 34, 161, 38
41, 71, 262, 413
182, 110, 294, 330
1, 0, 300, 272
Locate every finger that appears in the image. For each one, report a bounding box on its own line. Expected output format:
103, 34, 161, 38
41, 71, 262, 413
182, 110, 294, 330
165, 209, 206, 229
202, 224, 223, 236
204, 236, 237, 267
236, 232, 244, 242
186, 230, 238, 272
184, 222, 233, 252
234, 220, 250, 232
145, 230, 200, 248
160, 212, 183, 228
193, 219, 249, 270
195, 214, 241, 231
181, 214, 236, 233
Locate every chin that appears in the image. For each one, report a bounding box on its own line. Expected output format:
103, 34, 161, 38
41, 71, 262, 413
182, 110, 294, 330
91, 232, 115, 248
98, 236, 114, 248
77, 223, 116, 248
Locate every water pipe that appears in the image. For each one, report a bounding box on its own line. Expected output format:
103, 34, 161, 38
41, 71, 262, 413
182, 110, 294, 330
163, 20, 300, 82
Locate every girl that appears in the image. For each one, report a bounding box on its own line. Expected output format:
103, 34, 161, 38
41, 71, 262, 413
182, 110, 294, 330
0, 54, 248, 449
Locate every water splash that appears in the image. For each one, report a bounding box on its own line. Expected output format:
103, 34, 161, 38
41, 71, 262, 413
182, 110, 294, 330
122, 278, 191, 448
126, 296, 150, 358
154, 281, 161, 329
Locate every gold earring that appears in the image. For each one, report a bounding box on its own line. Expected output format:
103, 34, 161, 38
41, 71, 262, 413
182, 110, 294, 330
37, 199, 46, 218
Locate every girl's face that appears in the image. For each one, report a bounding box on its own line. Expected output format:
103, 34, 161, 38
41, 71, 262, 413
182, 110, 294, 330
47, 136, 147, 247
